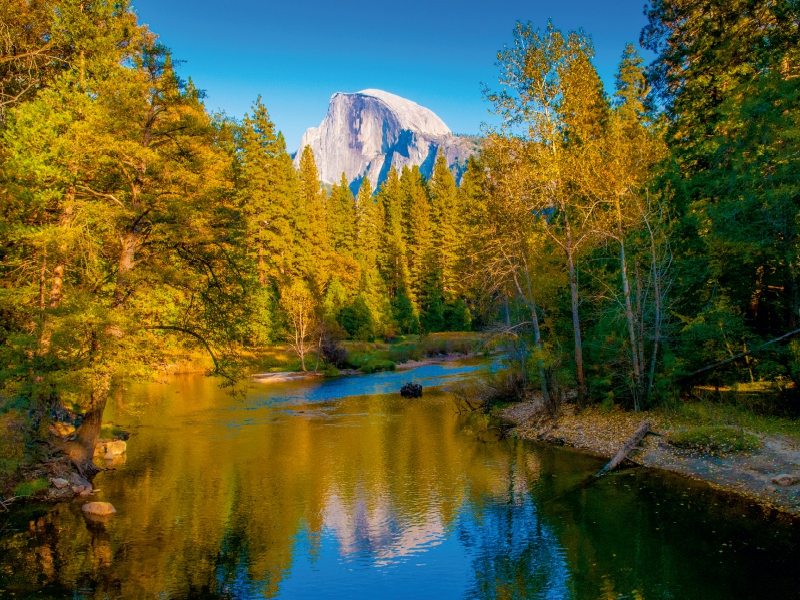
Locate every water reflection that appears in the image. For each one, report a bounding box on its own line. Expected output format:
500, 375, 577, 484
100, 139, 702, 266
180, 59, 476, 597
0, 370, 798, 599
243, 359, 491, 408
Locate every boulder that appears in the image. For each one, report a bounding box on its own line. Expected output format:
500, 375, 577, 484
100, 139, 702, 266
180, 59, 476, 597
67, 472, 91, 489
95, 439, 127, 459
81, 502, 116, 516
400, 382, 423, 398
771, 474, 799, 487
105, 440, 126, 457
51, 478, 69, 489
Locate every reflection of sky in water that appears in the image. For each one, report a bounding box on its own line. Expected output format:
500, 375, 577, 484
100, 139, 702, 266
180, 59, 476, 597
274, 489, 571, 600
5, 360, 796, 599
208, 361, 572, 599
243, 361, 495, 409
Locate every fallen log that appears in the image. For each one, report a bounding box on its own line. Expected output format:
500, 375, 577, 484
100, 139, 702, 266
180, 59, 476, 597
595, 421, 650, 478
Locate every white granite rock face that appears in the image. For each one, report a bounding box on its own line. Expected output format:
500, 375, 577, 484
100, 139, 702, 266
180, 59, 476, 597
294, 89, 477, 190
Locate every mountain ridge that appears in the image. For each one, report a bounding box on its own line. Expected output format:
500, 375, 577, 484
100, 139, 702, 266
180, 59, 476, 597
294, 89, 478, 191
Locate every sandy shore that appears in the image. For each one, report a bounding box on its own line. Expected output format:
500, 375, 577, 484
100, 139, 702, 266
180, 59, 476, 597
501, 402, 800, 515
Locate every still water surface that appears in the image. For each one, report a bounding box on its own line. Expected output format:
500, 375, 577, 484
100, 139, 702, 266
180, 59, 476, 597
1, 362, 798, 599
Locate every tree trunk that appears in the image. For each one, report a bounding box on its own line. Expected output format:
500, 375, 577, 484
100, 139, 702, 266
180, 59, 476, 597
314, 330, 323, 372
646, 221, 662, 403
61, 397, 106, 479
616, 199, 641, 409
39, 193, 74, 353
59, 369, 111, 479
595, 421, 650, 477
522, 270, 550, 407
789, 257, 799, 328
113, 232, 139, 306
634, 261, 646, 374
565, 221, 586, 404
258, 224, 266, 288
39, 250, 47, 312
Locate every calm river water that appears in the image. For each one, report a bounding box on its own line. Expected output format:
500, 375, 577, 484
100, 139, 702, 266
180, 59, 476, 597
1, 362, 798, 599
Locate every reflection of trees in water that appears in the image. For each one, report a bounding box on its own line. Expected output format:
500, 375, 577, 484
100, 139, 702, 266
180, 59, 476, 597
0, 386, 559, 598
7, 378, 799, 599
460, 502, 570, 600
459, 446, 571, 600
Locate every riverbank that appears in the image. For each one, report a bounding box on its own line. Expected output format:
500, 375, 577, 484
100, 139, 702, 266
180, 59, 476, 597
501, 402, 800, 515
250, 353, 485, 383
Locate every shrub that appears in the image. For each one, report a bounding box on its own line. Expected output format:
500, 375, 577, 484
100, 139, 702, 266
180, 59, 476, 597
320, 323, 349, 367
14, 477, 50, 498
100, 424, 124, 439
359, 360, 396, 374
447, 370, 526, 413
323, 366, 341, 378
338, 296, 375, 341
0, 411, 25, 481
670, 426, 761, 455
444, 298, 471, 332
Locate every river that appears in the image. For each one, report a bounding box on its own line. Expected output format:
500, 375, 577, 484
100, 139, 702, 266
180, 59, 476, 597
1, 361, 798, 599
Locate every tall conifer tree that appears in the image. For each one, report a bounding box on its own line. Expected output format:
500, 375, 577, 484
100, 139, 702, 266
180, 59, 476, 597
429, 152, 461, 297
298, 146, 330, 288
328, 173, 356, 258
239, 99, 300, 287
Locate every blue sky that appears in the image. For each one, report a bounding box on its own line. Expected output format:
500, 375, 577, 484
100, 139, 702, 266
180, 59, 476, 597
131, 0, 653, 150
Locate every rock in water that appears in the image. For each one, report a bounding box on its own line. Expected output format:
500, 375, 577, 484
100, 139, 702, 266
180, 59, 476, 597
51, 478, 69, 489
294, 89, 478, 190
400, 383, 423, 398
81, 502, 116, 516
105, 440, 126, 457
771, 474, 799, 487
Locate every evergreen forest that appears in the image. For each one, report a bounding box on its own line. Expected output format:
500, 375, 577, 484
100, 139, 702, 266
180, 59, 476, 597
1, 0, 799, 482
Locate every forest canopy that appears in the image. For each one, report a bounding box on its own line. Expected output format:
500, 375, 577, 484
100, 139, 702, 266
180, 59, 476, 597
1, 0, 799, 480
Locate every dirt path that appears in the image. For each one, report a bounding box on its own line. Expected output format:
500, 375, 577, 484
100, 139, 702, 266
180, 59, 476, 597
501, 403, 800, 515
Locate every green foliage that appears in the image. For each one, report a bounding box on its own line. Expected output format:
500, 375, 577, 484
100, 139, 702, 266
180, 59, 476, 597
100, 424, 124, 439
0, 411, 24, 481
322, 366, 341, 378
670, 426, 761, 456
14, 478, 50, 498
444, 298, 471, 332
392, 288, 419, 334
338, 296, 375, 341
359, 360, 396, 374
420, 281, 445, 333
2, 0, 798, 488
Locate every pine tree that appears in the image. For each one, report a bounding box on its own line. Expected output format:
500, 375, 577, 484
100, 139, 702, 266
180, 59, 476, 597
328, 173, 356, 258
400, 166, 433, 303
355, 176, 379, 268
239, 99, 300, 287
377, 167, 410, 298
298, 145, 330, 289
428, 151, 461, 298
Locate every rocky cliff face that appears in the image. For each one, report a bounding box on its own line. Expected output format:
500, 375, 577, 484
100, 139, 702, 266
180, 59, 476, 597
294, 89, 478, 190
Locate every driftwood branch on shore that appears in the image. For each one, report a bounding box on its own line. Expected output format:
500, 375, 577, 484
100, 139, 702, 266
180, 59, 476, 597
595, 421, 651, 478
